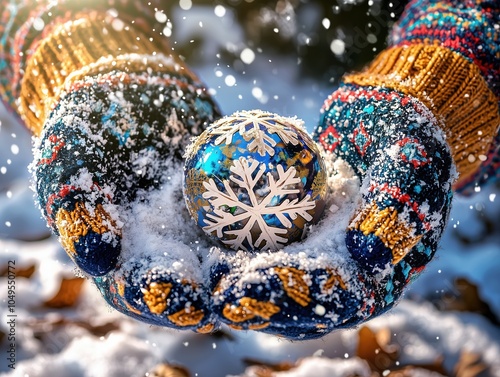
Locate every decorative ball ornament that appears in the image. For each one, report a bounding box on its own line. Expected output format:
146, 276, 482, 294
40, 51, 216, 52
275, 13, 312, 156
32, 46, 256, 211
183, 109, 327, 252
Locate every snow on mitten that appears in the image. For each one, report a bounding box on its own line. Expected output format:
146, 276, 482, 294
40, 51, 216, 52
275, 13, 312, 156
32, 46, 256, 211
0, 0, 221, 331
315, 0, 499, 271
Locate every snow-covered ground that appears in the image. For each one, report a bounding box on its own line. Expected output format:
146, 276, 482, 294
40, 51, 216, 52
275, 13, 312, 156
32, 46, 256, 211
1, 4, 499, 377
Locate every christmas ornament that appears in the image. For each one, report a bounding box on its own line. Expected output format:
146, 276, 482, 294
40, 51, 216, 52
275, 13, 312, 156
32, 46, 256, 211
184, 110, 327, 252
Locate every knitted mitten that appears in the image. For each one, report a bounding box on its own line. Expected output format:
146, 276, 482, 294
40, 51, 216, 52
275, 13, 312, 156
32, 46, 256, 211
315, 0, 499, 299
1, 0, 221, 331
328, 0, 500, 269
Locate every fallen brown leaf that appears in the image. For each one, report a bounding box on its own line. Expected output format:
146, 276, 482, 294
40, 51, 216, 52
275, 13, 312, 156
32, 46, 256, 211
74, 320, 120, 337
148, 363, 190, 377
28, 316, 120, 353
387, 356, 448, 377
437, 278, 499, 326
242, 358, 295, 377
356, 326, 399, 373
356, 328, 492, 377
0, 264, 36, 278
62, 318, 119, 338
454, 352, 489, 377
44, 277, 85, 308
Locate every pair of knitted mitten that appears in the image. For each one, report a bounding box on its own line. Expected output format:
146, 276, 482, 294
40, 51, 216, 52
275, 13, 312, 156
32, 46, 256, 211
1, 0, 498, 339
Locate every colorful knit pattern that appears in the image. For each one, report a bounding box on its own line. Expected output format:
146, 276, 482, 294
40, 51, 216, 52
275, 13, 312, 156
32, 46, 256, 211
313, 84, 454, 270
207, 252, 382, 337
206, 241, 438, 337
35, 67, 219, 275
0, 1, 222, 277
389, 0, 500, 193
344, 44, 499, 187
94, 232, 423, 337
0, 0, 166, 114
391, 0, 500, 99
318, 0, 499, 278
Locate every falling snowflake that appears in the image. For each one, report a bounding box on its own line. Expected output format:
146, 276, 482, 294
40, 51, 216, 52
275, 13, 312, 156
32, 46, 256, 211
207, 110, 306, 157
201, 157, 316, 251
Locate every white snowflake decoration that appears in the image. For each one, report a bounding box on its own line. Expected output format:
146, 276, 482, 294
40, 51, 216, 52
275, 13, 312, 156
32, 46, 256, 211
208, 110, 305, 157
201, 157, 316, 251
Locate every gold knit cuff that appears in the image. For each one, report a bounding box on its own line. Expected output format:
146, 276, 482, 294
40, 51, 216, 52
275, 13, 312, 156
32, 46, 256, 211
344, 44, 500, 185
62, 53, 198, 86
349, 202, 423, 264
18, 11, 172, 136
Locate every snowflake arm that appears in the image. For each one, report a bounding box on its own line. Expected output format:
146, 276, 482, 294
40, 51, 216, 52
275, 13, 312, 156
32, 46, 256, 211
270, 196, 315, 228
212, 119, 249, 146
202, 178, 241, 209
245, 123, 277, 157
229, 157, 265, 207
261, 165, 301, 207
223, 216, 258, 251
261, 120, 300, 147
271, 128, 299, 146
253, 216, 288, 250
203, 208, 250, 239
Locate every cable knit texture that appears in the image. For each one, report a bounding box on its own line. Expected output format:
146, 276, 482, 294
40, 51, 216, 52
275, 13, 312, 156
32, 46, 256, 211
344, 44, 499, 185
390, 0, 500, 193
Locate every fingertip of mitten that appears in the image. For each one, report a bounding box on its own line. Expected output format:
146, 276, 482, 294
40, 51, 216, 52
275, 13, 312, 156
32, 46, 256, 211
95, 265, 214, 332
49, 195, 122, 276
71, 231, 121, 276
210, 260, 376, 340
346, 229, 393, 270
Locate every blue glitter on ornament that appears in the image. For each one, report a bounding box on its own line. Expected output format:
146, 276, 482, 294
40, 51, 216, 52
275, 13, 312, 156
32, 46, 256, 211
183, 109, 327, 252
